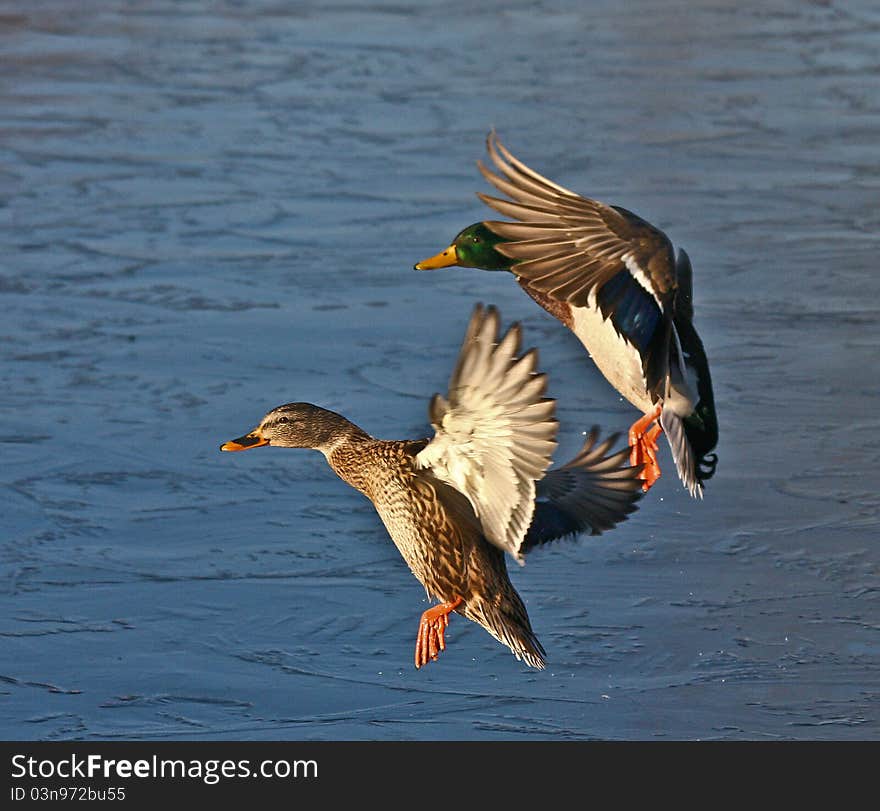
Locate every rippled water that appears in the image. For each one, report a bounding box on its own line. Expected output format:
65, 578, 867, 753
1, 1, 878, 740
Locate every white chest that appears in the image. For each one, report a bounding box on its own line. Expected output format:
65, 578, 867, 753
569, 305, 655, 413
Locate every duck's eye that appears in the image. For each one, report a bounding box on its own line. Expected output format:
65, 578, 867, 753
472, 236, 481, 243
277, 416, 290, 424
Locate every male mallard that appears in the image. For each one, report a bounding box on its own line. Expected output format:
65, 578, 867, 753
221, 304, 643, 669
415, 133, 718, 497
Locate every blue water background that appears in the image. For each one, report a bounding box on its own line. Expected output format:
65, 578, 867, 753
1, 1, 878, 739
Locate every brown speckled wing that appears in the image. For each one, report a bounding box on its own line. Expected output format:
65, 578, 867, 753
477, 131, 677, 308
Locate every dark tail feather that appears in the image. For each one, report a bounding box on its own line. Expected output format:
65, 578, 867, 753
469, 591, 547, 669
673, 248, 718, 490
660, 406, 702, 498
674, 314, 719, 491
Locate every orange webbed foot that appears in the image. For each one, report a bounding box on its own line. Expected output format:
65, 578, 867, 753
414, 597, 463, 669
629, 406, 663, 493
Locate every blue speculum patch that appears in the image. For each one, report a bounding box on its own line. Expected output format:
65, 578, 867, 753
597, 268, 661, 352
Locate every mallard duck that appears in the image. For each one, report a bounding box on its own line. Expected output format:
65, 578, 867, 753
415, 132, 718, 497
221, 304, 643, 669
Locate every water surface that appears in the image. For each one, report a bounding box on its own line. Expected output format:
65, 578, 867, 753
1, 0, 878, 740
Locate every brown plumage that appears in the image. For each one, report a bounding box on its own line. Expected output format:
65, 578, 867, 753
221, 304, 643, 669
477, 131, 678, 305
413, 131, 718, 496
328, 431, 545, 667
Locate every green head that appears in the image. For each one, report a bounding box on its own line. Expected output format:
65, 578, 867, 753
414, 223, 512, 272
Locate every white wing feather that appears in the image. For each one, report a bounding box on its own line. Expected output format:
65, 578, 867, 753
415, 304, 559, 564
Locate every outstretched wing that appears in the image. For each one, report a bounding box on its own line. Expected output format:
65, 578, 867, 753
521, 428, 643, 553
476, 130, 678, 309
477, 130, 679, 404
415, 303, 558, 564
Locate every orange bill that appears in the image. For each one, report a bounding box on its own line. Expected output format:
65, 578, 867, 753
414, 244, 459, 270
220, 429, 268, 452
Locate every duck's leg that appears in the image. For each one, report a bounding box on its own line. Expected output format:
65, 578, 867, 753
629, 405, 663, 492
414, 596, 463, 669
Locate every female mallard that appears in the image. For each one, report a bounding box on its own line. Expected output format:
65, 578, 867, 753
221, 304, 643, 669
415, 132, 718, 497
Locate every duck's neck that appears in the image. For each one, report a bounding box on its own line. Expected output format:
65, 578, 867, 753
318, 419, 375, 494
317, 417, 372, 459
